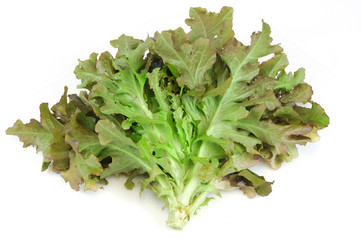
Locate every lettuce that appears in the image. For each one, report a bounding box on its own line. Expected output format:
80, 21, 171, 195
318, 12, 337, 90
6, 7, 329, 229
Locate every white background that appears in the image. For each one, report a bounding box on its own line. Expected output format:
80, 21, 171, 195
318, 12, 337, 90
1, 0, 360, 239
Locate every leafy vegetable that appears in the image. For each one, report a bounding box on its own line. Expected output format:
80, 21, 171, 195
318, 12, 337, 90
6, 7, 329, 229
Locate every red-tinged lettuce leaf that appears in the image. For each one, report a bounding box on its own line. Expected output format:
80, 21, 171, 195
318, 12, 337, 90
275, 67, 306, 92
260, 53, 289, 78
236, 104, 313, 155
74, 52, 116, 90
219, 21, 283, 83
68, 110, 105, 156
51, 86, 70, 121
194, 76, 278, 154
48, 128, 71, 172
274, 106, 303, 124
153, 30, 216, 93
7, 86, 106, 184
195, 21, 285, 156
240, 90, 281, 111
280, 83, 313, 104
227, 169, 273, 198
220, 144, 261, 176
68, 93, 94, 115
111, 35, 143, 57
111, 35, 149, 72
61, 150, 103, 191
6, 119, 54, 170
39, 103, 63, 132
294, 102, 330, 129
185, 6, 234, 49
6, 102, 64, 170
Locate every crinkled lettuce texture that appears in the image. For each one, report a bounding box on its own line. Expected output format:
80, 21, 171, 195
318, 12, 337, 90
6, 6, 329, 229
